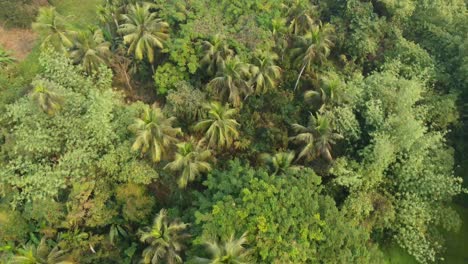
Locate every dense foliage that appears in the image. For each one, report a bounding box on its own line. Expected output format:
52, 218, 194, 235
1, 0, 467, 263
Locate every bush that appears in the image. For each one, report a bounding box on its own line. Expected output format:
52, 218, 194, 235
0, 0, 45, 28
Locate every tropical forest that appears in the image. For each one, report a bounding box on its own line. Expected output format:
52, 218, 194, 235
0, 0, 467, 263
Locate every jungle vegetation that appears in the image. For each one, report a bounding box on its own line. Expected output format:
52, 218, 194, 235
0, 0, 467, 263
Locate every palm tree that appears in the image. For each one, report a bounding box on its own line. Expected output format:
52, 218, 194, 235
129, 105, 182, 163
260, 151, 301, 175
30, 83, 63, 116
97, 0, 124, 32
284, 0, 317, 35
200, 35, 235, 75
194, 233, 251, 264
164, 139, 213, 188
118, 3, 169, 64
291, 22, 334, 90
139, 209, 190, 264
12, 238, 74, 264
194, 102, 240, 150
208, 57, 252, 107
304, 71, 346, 111
69, 28, 111, 74
32, 7, 74, 51
250, 51, 282, 94
290, 112, 342, 162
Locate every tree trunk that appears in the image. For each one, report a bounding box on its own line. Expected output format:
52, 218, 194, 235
294, 63, 307, 91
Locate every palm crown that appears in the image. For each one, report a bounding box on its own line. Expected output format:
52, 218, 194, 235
11, 238, 74, 264
129, 105, 182, 163
194, 102, 240, 150
30, 83, 64, 116
291, 22, 334, 90
290, 112, 342, 162
118, 3, 169, 64
69, 28, 111, 74
250, 51, 282, 94
164, 139, 213, 188
32, 7, 74, 51
285, 0, 317, 35
139, 209, 190, 264
195, 233, 251, 264
200, 34, 235, 76
261, 151, 301, 175
208, 57, 252, 107
304, 71, 347, 111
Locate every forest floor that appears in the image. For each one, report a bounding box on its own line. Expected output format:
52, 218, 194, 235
0, 27, 37, 61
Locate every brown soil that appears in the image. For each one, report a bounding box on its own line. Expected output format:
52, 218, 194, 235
0, 26, 37, 60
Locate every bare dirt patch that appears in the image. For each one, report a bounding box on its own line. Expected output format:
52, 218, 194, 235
0, 26, 37, 60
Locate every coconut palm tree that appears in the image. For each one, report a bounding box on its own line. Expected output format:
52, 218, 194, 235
11, 238, 74, 264
69, 28, 111, 74
118, 3, 169, 64
208, 57, 252, 107
260, 151, 301, 175
284, 0, 317, 35
32, 7, 74, 51
30, 83, 63, 116
290, 112, 342, 162
139, 209, 190, 264
194, 233, 251, 264
129, 105, 182, 163
250, 51, 282, 94
304, 71, 346, 111
164, 139, 213, 188
194, 102, 240, 150
200, 35, 235, 76
291, 22, 334, 90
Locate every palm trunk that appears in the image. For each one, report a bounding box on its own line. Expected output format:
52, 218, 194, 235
294, 63, 306, 91
124, 69, 133, 90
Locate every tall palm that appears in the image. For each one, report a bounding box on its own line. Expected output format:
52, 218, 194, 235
97, 0, 124, 32
284, 0, 317, 35
208, 57, 252, 107
30, 83, 63, 116
260, 151, 300, 175
118, 3, 169, 64
139, 209, 190, 264
290, 113, 342, 162
32, 7, 74, 51
164, 139, 213, 188
291, 22, 334, 90
195, 233, 251, 264
69, 28, 111, 74
304, 71, 346, 111
200, 35, 235, 76
194, 102, 240, 150
250, 51, 282, 94
12, 238, 74, 264
129, 105, 182, 163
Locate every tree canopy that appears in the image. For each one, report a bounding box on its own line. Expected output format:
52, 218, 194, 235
0, 0, 467, 263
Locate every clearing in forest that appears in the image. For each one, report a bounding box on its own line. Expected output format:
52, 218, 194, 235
0, 26, 37, 61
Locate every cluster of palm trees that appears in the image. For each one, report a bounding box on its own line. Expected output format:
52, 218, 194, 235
129, 102, 239, 188
32, 3, 169, 75
30, 1, 343, 167
201, 38, 283, 107
137, 209, 251, 264
10, 210, 251, 264
11, 238, 74, 264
